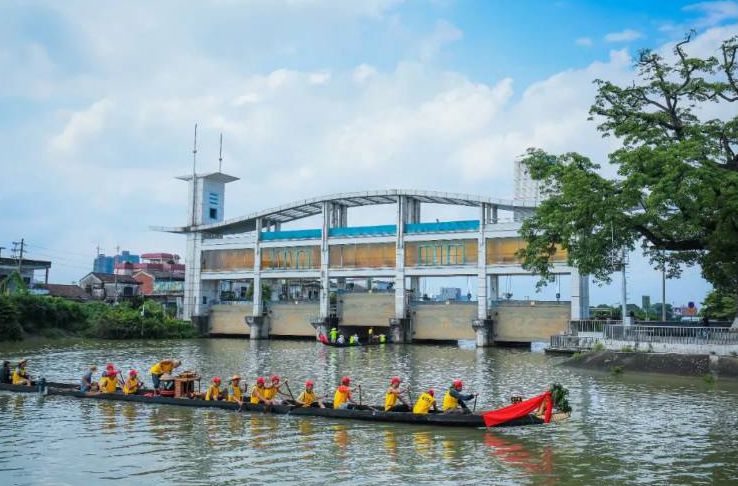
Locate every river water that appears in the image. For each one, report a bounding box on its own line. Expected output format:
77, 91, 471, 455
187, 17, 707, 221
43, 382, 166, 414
1, 338, 737, 485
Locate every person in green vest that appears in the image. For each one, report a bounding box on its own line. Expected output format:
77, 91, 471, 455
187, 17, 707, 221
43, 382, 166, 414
329, 328, 338, 343
379, 334, 386, 343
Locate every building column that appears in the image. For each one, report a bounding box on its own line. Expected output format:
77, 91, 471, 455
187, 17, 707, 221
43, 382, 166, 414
319, 202, 331, 321
473, 203, 494, 346
390, 195, 411, 343
570, 267, 589, 320
246, 218, 268, 339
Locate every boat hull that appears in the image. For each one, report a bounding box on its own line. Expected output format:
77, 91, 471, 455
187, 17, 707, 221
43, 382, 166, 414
0, 382, 545, 428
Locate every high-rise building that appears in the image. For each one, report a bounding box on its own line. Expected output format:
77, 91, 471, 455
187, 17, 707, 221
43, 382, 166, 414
93, 250, 139, 273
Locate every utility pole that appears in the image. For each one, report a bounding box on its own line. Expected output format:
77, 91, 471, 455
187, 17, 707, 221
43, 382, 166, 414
661, 266, 666, 321
12, 238, 25, 273
114, 245, 120, 304
0, 246, 5, 258
621, 248, 629, 326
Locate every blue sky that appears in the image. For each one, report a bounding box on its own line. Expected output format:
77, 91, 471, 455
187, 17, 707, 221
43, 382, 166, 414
1, 0, 736, 308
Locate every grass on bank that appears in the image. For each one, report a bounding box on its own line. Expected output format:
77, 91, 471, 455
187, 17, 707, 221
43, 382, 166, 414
0, 294, 197, 341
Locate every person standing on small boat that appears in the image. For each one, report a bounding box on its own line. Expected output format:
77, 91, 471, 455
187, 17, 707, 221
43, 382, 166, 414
367, 327, 374, 343
250, 376, 268, 404
329, 327, 338, 343
122, 370, 143, 395
442, 380, 477, 414
412, 389, 437, 414
336, 334, 345, 345
333, 376, 357, 409
2, 361, 12, 384
384, 376, 410, 412
226, 375, 243, 404
149, 359, 181, 390
296, 379, 325, 408
205, 376, 222, 401
80, 365, 98, 392
12, 359, 31, 385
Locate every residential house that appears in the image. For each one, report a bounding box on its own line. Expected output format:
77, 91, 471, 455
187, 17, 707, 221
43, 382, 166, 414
78, 272, 141, 302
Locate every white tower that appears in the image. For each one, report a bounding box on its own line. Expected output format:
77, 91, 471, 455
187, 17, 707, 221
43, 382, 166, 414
179, 171, 239, 322
513, 159, 542, 207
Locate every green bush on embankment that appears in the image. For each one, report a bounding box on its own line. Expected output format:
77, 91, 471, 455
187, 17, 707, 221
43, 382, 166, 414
0, 295, 197, 341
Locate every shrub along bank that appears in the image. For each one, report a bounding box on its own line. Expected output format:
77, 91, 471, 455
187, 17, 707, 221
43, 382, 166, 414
0, 295, 197, 341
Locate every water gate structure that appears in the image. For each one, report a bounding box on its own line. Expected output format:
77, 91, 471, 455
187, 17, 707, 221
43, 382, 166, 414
156, 171, 590, 346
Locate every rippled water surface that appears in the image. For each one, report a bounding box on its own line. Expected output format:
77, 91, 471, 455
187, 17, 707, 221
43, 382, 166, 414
1, 338, 737, 485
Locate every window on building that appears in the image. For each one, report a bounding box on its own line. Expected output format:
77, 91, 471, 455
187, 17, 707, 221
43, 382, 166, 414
202, 296, 207, 305
209, 207, 218, 219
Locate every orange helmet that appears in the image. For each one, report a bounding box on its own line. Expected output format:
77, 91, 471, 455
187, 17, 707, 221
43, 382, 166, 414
341, 376, 351, 385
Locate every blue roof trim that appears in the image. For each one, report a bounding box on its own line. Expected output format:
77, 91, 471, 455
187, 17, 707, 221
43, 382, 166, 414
260, 229, 321, 240
405, 220, 479, 233
329, 225, 397, 237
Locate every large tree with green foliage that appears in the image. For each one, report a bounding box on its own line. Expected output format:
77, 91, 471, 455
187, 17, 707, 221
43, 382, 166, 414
516, 33, 738, 325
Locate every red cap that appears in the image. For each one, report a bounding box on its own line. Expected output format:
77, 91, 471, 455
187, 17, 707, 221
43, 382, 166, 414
453, 379, 463, 389
271, 375, 280, 383
341, 376, 351, 385
256, 376, 265, 385
390, 376, 401, 384
129, 370, 137, 376
213, 376, 221, 384
305, 379, 314, 387
106, 363, 115, 370
427, 389, 435, 396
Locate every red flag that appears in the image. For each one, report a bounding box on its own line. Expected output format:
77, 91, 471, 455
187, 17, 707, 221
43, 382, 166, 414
481, 391, 552, 427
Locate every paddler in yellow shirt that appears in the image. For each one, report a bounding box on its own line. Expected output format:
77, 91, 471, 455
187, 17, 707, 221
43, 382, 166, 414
227, 375, 243, 405
384, 376, 410, 412
412, 389, 437, 414
296, 379, 325, 408
98, 366, 120, 393
333, 376, 357, 409
442, 380, 477, 414
250, 376, 267, 404
262, 375, 289, 405
12, 359, 31, 385
205, 376, 222, 401
122, 370, 143, 395
149, 359, 181, 390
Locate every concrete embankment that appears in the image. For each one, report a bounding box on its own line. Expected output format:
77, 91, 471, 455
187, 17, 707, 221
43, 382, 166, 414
564, 351, 738, 379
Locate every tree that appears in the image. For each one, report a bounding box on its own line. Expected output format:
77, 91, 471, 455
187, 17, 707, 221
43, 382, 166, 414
700, 290, 736, 321
516, 33, 738, 326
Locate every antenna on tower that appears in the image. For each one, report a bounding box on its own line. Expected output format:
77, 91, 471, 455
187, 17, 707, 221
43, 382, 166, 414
218, 133, 223, 172
192, 123, 198, 177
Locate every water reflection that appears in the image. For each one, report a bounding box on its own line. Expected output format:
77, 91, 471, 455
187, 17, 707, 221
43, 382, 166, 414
2, 338, 738, 485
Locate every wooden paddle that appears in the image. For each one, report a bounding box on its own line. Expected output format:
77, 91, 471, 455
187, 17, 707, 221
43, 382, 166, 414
472, 394, 478, 413
284, 380, 296, 401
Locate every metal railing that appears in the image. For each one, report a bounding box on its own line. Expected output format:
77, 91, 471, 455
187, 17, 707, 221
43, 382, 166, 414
604, 325, 738, 345
550, 334, 600, 350
569, 319, 620, 335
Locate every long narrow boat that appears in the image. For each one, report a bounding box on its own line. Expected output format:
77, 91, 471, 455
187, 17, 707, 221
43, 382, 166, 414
320, 340, 386, 348
0, 382, 559, 428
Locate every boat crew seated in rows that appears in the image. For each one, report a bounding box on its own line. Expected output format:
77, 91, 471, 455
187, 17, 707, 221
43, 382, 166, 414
384, 376, 410, 412
262, 375, 289, 404
205, 377, 221, 401
122, 370, 143, 395
333, 376, 357, 409
296, 380, 325, 408
12, 359, 31, 386
98, 366, 120, 393
412, 389, 437, 414
227, 375, 243, 404
80, 365, 98, 392
2, 361, 12, 384
442, 380, 477, 414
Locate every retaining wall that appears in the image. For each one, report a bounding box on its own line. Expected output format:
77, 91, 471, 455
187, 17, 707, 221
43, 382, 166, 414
412, 303, 476, 340
209, 303, 252, 336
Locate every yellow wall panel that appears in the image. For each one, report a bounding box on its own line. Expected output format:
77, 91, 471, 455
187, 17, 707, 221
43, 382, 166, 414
329, 243, 395, 268
202, 249, 255, 272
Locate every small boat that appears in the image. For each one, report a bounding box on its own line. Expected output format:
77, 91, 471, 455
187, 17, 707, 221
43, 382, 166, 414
0, 382, 565, 428
320, 340, 387, 348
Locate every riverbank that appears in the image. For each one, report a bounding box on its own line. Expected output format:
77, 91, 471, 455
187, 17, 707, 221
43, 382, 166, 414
0, 295, 197, 341
564, 350, 738, 380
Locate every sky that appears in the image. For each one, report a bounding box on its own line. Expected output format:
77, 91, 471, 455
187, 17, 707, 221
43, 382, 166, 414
1, 0, 737, 308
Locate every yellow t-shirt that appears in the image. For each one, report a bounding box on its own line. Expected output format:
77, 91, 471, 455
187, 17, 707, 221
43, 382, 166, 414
413, 393, 436, 414
297, 390, 316, 406
205, 384, 220, 401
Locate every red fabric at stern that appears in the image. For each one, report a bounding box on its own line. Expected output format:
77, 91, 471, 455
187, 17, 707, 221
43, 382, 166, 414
481, 392, 552, 427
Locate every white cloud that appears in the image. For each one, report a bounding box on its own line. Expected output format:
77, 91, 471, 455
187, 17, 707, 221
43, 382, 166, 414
418, 19, 463, 60
353, 63, 378, 83
683, 1, 738, 27
308, 70, 332, 85
576, 37, 593, 46
604, 29, 644, 42
48, 99, 114, 154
